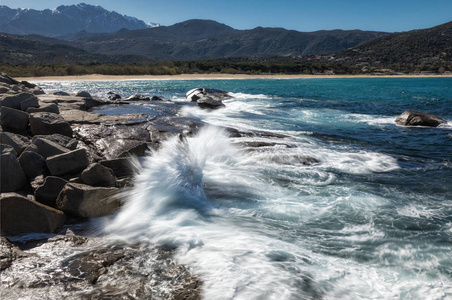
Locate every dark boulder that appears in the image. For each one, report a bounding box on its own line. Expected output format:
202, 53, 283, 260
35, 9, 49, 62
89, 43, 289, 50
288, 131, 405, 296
83, 98, 105, 110
395, 110, 447, 127
81, 163, 117, 187
108, 92, 122, 101
0, 92, 38, 110
46, 148, 90, 176
20, 80, 37, 89
53, 91, 70, 96
1, 106, 29, 132
32, 134, 78, 150
99, 158, 136, 178
76, 91, 92, 98
34, 176, 68, 207
0, 193, 65, 236
196, 97, 226, 109
185, 88, 232, 102
29, 112, 73, 137
0, 132, 31, 154
56, 183, 119, 218
18, 151, 46, 180
33, 137, 70, 159
0, 145, 26, 192
0, 73, 19, 85
20, 96, 39, 111
26, 103, 60, 114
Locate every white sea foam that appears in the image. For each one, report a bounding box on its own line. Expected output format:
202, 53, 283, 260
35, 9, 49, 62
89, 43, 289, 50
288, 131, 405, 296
102, 125, 420, 299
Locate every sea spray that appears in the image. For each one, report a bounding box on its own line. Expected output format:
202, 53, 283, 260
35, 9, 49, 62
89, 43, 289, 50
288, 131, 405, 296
68, 77, 452, 299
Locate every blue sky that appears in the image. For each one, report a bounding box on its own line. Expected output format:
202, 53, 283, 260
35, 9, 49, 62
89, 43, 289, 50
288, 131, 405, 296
1, 0, 451, 32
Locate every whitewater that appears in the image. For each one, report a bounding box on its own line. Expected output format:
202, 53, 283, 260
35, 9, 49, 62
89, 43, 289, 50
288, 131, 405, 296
38, 77, 452, 299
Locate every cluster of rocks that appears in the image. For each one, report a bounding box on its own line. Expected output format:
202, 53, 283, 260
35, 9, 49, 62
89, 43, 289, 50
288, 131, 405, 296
185, 87, 231, 109
0, 74, 143, 236
0, 72, 207, 298
107, 91, 164, 102
2, 74, 208, 237
1, 75, 243, 239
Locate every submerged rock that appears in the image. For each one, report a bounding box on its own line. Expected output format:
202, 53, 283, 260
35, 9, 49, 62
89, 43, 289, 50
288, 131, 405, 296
395, 110, 447, 127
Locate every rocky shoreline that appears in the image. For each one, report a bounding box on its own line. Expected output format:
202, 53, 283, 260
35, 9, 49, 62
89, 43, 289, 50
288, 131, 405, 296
1, 73, 206, 299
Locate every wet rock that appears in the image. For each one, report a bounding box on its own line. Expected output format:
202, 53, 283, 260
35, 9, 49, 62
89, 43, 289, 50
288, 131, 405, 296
185, 88, 230, 109
20, 96, 39, 111
56, 183, 119, 218
76, 91, 92, 98
65, 245, 126, 284
53, 91, 70, 96
18, 151, 46, 180
124, 93, 151, 101
108, 93, 122, 100
26, 103, 60, 114
46, 148, 90, 176
99, 158, 136, 178
1, 237, 28, 270
151, 95, 164, 101
81, 163, 117, 187
185, 87, 232, 102
34, 176, 68, 207
0, 132, 31, 154
0, 145, 26, 192
0, 193, 65, 236
196, 97, 226, 109
74, 123, 152, 159
0, 92, 38, 110
0, 106, 29, 132
32, 134, 78, 150
83, 98, 105, 110
29, 112, 73, 137
395, 110, 447, 127
33, 137, 70, 159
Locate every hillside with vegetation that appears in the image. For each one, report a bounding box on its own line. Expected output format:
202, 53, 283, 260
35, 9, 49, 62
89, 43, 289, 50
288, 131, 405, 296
0, 18, 451, 77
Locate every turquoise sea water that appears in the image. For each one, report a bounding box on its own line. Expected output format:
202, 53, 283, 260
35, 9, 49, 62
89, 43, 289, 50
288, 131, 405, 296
39, 78, 452, 299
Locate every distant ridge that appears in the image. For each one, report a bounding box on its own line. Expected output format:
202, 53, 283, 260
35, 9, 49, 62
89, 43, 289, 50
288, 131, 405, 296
0, 3, 158, 37
343, 21, 452, 64
74, 19, 387, 60
330, 20, 452, 73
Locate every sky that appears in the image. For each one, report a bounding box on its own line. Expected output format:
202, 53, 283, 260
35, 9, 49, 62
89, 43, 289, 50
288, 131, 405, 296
1, 0, 451, 33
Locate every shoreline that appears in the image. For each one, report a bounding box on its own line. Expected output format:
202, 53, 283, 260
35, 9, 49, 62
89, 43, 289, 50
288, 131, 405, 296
16, 73, 452, 82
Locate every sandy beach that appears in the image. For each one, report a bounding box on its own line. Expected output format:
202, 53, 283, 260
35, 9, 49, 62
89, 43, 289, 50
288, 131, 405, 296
16, 73, 452, 82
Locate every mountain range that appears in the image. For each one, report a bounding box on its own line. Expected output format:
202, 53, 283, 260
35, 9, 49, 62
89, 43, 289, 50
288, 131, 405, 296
0, 3, 158, 38
0, 3, 450, 75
